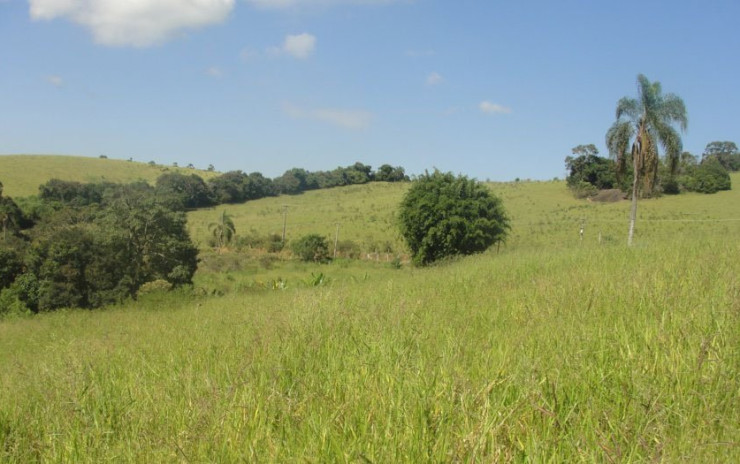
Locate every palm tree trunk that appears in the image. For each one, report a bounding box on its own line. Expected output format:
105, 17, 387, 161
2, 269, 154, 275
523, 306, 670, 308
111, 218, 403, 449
628, 180, 637, 246
628, 146, 640, 247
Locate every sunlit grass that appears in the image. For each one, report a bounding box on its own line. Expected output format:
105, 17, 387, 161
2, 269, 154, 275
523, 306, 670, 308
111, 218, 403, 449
0, 172, 738, 461
0, 154, 216, 198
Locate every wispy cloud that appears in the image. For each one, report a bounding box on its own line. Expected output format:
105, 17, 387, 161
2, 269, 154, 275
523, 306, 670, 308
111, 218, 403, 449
283, 103, 372, 129
282, 33, 316, 59
479, 101, 511, 114
267, 33, 316, 59
29, 0, 235, 47
426, 72, 444, 86
46, 75, 63, 87
206, 67, 224, 78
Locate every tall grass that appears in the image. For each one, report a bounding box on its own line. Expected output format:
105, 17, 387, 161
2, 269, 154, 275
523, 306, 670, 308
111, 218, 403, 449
0, 173, 738, 461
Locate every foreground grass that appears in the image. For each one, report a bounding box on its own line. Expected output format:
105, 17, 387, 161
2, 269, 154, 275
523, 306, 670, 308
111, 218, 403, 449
1, 168, 739, 461
1, 238, 738, 462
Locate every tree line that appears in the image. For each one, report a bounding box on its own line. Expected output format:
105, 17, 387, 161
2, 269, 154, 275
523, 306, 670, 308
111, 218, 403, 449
0, 161, 408, 316
0, 180, 198, 315
36, 162, 407, 211
566, 140, 735, 199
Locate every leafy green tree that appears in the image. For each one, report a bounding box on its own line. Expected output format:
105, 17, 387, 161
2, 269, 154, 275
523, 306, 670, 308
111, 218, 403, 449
155, 172, 214, 210
102, 187, 198, 291
375, 164, 408, 182
291, 234, 331, 263
564, 145, 619, 196
0, 247, 22, 289
209, 211, 236, 249
398, 171, 509, 266
0, 182, 28, 241
606, 74, 688, 246
685, 157, 732, 193
702, 141, 740, 171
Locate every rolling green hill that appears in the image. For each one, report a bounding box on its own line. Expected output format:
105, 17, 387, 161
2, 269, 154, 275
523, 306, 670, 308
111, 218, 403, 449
1, 159, 739, 461
0, 154, 216, 197
188, 173, 740, 253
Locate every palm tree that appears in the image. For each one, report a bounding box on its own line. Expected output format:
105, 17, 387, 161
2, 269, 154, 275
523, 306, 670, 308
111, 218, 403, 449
606, 74, 688, 246
208, 210, 236, 250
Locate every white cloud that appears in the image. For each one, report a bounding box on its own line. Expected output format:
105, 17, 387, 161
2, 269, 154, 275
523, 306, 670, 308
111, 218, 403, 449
426, 72, 443, 86
283, 103, 372, 129
246, 0, 399, 9
29, 0, 235, 47
282, 33, 316, 59
206, 66, 223, 78
479, 101, 511, 114
46, 75, 64, 87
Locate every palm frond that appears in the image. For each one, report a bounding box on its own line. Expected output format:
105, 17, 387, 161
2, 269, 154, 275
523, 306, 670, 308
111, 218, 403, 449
615, 97, 639, 120
661, 93, 688, 131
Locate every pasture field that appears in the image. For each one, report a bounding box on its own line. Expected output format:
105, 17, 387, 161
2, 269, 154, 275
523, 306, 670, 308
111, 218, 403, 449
0, 155, 216, 198
0, 171, 739, 462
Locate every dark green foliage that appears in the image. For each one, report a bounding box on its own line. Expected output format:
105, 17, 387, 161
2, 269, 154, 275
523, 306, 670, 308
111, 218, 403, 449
38, 178, 113, 206
1, 180, 199, 314
398, 171, 509, 266
155, 172, 214, 210
291, 234, 331, 263
1, 196, 26, 240
0, 247, 22, 289
375, 164, 408, 182
565, 149, 619, 194
102, 189, 199, 289
208, 171, 276, 204
702, 141, 740, 171
684, 158, 732, 193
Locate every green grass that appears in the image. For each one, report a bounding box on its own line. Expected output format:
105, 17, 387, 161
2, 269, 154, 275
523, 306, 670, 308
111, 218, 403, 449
0, 154, 216, 198
1, 169, 739, 461
188, 181, 410, 254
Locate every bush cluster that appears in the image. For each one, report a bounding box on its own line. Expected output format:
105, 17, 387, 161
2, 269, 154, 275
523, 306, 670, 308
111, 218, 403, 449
398, 171, 509, 265
1, 181, 198, 315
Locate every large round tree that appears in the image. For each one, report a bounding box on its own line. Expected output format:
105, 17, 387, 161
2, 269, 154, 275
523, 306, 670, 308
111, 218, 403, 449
606, 74, 688, 246
398, 171, 509, 265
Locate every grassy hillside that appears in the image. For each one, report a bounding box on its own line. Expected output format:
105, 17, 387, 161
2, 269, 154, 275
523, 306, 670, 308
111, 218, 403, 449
0, 154, 216, 198
1, 171, 739, 461
188, 174, 740, 254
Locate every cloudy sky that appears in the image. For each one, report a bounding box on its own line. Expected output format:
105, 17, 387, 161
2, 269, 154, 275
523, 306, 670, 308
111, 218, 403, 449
1, 0, 739, 180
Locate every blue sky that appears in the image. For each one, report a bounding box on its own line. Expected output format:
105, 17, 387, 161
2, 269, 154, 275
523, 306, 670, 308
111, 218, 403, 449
2, 0, 739, 181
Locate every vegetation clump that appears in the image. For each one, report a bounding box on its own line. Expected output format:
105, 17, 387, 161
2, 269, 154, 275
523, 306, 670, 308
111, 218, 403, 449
565, 144, 621, 198
398, 170, 509, 265
685, 157, 732, 193
291, 234, 331, 263
0, 180, 198, 314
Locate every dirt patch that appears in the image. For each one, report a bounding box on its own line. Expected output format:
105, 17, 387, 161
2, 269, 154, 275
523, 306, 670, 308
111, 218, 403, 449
589, 189, 626, 202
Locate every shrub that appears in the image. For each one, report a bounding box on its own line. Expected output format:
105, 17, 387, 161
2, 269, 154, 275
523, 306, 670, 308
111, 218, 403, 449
398, 170, 510, 265
138, 279, 173, 295
565, 154, 618, 191
291, 234, 331, 263
685, 158, 732, 194
570, 181, 599, 199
